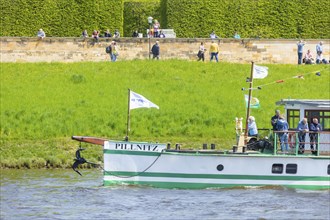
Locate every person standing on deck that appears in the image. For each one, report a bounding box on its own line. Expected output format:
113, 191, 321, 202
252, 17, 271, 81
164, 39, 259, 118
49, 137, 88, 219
276, 115, 289, 153
271, 110, 281, 131
309, 118, 322, 155
247, 116, 258, 137
297, 118, 309, 154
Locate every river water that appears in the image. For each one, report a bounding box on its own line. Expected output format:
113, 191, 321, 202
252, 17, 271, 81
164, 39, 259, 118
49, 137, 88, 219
1, 169, 329, 220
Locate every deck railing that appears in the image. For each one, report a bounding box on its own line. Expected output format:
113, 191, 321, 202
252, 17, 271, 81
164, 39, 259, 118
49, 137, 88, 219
273, 131, 330, 156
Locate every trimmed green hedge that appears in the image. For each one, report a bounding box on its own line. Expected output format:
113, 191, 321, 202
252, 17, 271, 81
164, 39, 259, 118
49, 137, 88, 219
163, 0, 330, 38
0, 0, 123, 37
123, 0, 160, 37
0, 0, 329, 38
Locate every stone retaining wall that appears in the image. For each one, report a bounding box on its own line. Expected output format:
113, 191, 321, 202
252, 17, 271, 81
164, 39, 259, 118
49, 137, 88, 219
0, 37, 329, 64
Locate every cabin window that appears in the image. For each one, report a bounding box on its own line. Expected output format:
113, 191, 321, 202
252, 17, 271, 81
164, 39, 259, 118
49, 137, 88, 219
286, 164, 297, 174
216, 164, 224, 171
272, 164, 283, 174
287, 110, 300, 129
305, 110, 330, 131
328, 164, 330, 175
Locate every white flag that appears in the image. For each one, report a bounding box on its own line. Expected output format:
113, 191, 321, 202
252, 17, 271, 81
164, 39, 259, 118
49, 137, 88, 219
253, 65, 268, 79
129, 90, 159, 110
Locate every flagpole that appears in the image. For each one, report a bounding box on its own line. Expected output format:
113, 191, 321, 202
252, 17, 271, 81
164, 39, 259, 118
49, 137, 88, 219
244, 61, 254, 143
125, 88, 131, 141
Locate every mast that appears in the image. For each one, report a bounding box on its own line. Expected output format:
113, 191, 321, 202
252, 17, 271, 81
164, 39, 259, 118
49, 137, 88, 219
244, 61, 254, 142
125, 88, 131, 141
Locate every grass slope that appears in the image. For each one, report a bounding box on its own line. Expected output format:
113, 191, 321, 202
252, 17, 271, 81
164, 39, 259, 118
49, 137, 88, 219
1, 61, 329, 168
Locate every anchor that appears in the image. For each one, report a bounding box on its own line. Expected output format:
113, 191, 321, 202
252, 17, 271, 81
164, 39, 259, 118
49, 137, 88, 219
72, 144, 99, 176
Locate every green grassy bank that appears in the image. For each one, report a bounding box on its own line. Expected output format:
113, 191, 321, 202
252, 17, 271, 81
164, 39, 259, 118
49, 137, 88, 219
1, 61, 329, 168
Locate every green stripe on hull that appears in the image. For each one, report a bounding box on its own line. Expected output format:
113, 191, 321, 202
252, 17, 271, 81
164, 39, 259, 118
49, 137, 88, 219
104, 171, 330, 181
103, 180, 330, 190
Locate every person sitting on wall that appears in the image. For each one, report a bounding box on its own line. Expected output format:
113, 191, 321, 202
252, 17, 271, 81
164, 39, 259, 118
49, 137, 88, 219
159, 30, 165, 38
114, 29, 120, 38
234, 31, 240, 39
104, 29, 112, 38
81, 30, 88, 38
304, 49, 314, 64
37, 29, 46, 39
132, 30, 138, 37
210, 31, 219, 39
92, 30, 99, 43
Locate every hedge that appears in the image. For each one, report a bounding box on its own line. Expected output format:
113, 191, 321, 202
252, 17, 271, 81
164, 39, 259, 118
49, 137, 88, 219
163, 0, 330, 38
0, 0, 329, 38
0, 0, 123, 37
123, 0, 160, 37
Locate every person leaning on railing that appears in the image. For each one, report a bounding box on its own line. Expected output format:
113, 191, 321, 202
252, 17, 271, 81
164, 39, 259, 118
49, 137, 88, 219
297, 118, 309, 154
309, 118, 322, 155
276, 115, 289, 153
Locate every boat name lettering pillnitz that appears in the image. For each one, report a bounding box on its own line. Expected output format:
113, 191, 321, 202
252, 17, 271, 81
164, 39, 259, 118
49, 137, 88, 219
104, 141, 166, 152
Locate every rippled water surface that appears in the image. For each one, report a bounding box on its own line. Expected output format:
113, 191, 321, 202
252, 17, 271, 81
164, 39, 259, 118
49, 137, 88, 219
1, 169, 329, 220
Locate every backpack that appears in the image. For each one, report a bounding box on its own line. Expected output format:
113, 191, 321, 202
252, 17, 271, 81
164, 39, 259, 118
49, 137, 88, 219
106, 46, 112, 54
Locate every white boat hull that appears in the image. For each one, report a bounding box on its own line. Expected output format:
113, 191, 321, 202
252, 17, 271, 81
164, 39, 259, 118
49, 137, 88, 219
103, 141, 330, 190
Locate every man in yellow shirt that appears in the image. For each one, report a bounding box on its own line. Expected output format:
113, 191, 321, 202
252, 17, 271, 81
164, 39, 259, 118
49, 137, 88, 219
209, 40, 219, 62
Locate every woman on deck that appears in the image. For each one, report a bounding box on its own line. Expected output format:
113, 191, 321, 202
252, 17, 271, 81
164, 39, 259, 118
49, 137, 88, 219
248, 116, 258, 137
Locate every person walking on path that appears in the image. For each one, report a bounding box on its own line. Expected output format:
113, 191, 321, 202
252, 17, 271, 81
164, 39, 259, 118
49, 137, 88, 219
111, 41, 119, 62
197, 42, 206, 61
209, 41, 219, 62
151, 41, 160, 60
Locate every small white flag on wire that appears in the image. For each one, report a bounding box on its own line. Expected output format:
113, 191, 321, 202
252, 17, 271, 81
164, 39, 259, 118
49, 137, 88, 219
129, 90, 159, 110
253, 65, 268, 79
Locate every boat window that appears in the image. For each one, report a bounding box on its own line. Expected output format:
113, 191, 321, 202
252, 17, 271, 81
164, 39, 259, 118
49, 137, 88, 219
216, 164, 224, 171
287, 110, 300, 129
328, 164, 330, 175
272, 164, 283, 174
286, 164, 297, 174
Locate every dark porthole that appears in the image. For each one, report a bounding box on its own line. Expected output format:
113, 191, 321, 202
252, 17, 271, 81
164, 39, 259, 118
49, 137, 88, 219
328, 164, 330, 175
272, 164, 283, 174
217, 164, 224, 171
286, 164, 297, 174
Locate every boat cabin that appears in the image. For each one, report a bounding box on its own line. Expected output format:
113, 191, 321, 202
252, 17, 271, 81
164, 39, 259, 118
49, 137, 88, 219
276, 99, 330, 152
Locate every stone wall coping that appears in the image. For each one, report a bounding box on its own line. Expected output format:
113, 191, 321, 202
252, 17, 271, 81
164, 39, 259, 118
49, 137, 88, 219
1, 37, 328, 44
